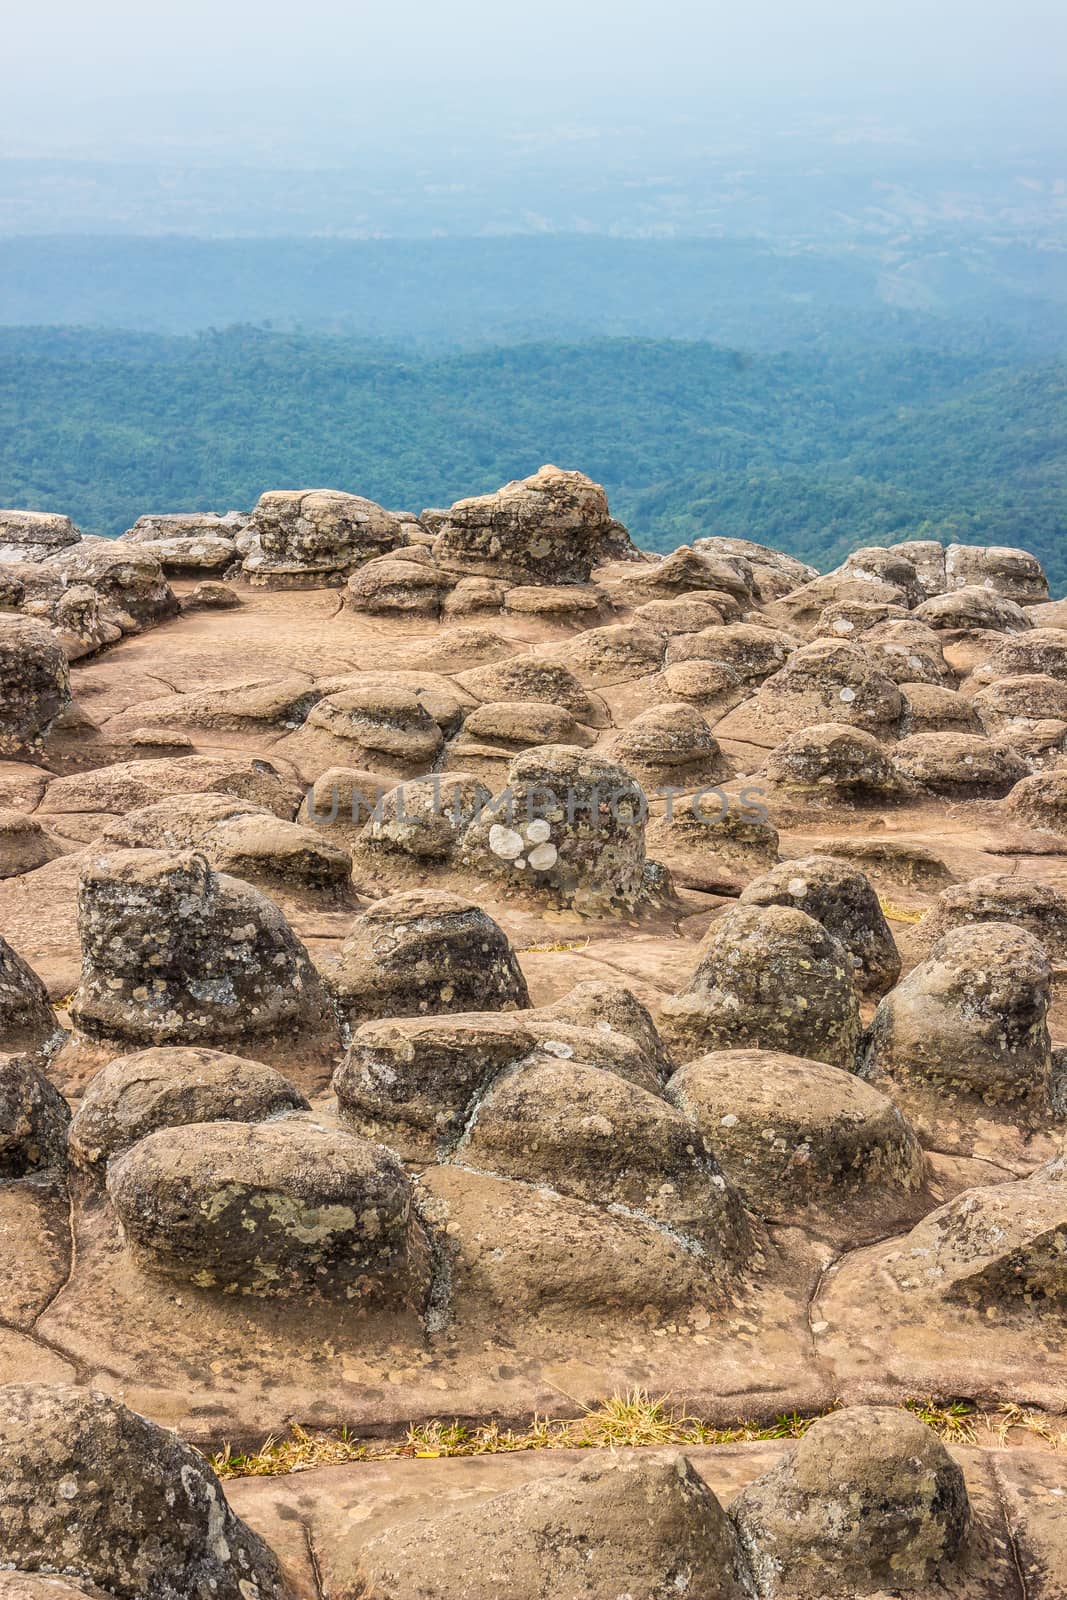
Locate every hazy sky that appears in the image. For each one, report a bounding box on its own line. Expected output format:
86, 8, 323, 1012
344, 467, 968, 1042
4, 0, 1065, 161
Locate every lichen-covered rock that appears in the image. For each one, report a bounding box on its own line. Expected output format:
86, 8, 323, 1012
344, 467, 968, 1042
813, 598, 910, 641
107, 1114, 424, 1300
863, 618, 956, 686
763, 723, 909, 805
667, 1049, 925, 1220
971, 627, 1067, 684
660, 904, 861, 1069
535, 978, 672, 1080
0, 1383, 288, 1598
44, 539, 178, 628
185, 579, 241, 609
503, 582, 609, 621
0, 809, 59, 878
730, 1406, 972, 1597
0, 936, 63, 1058
548, 622, 666, 685
633, 593, 728, 634
130, 536, 236, 574
0, 510, 82, 564
837, 545, 924, 607
598, 544, 753, 608
345, 551, 452, 616
322, 890, 529, 1035
606, 702, 732, 789
862, 923, 1052, 1105
1006, 768, 1067, 834
454, 653, 606, 725
356, 772, 492, 860
665, 621, 795, 683
0, 1055, 69, 1177
971, 674, 1067, 738
0, 616, 72, 756
694, 535, 817, 600
50, 585, 123, 659
120, 511, 248, 543
353, 1452, 753, 1600
721, 640, 903, 742
242, 488, 403, 585
645, 798, 780, 895
739, 855, 900, 996
918, 874, 1067, 960
888, 538, 948, 598
914, 586, 1033, 633
945, 542, 1048, 604
898, 682, 984, 736
891, 731, 1027, 797
430, 465, 622, 584
449, 699, 596, 770
68, 848, 337, 1060
39, 755, 302, 820
275, 679, 453, 779
457, 745, 651, 913
68, 1046, 309, 1179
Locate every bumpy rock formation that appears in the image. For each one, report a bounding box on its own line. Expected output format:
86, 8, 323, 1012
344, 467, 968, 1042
763, 723, 909, 806
739, 854, 900, 996
44, 539, 178, 628
944, 541, 1048, 603
120, 510, 248, 544
354, 772, 492, 861
322, 890, 529, 1035
645, 797, 779, 894
730, 1407, 972, 1597
1006, 768, 1067, 834
39, 754, 302, 820
241, 488, 403, 585
660, 904, 861, 1068
0, 616, 72, 756
108, 1114, 425, 1300
353, 1452, 754, 1600
918, 873, 1067, 959
719, 640, 903, 743
67, 849, 337, 1074
68, 1046, 309, 1179
0, 511, 82, 563
0, 809, 59, 878
0, 1055, 70, 1176
455, 653, 605, 724
0, 936, 62, 1058
429, 465, 628, 584
607, 701, 732, 789
914, 586, 1032, 633
276, 680, 451, 779
862, 923, 1052, 1105
664, 620, 795, 683
890, 731, 1027, 797
971, 626, 1067, 683
0, 1383, 287, 1598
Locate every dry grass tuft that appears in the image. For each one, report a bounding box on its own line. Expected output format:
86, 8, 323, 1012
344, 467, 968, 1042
878, 899, 929, 925
211, 1390, 1067, 1481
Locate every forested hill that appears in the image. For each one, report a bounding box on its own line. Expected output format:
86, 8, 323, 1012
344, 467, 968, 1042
2, 326, 1065, 589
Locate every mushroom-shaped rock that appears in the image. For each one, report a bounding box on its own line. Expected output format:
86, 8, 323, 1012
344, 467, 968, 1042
945, 542, 1048, 604
719, 640, 903, 744
0, 936, 62, 1058
607, 702, 732, 789
665, 621, 795, 683
242, 488, 403, 585
838, 545, 924, 607
455, 653, 605, 725
660, 904, 861, 1070
914, 586, 1033, 633
429, 465, 619, 584
44, 539, 178, 628
68, 849, 337, 1067
0, 510, 82, 563
322, 890, 529, 1035
345, 550, 451, 616
763, 723, 909, 806
898, 682, 984, 736
0, 809, 60, 878
121, 510, 248, 543
889, 538, 948, 598
919, 874, 1067, 961
739, 855, 900, 996
108, 1115, 424, 1300
863, 618, 956, 686
536, 979, 672, 1081
0, 1055, 70, 1177
353, 1451, 753, 1600
1006, 768, 1067, 834
0, 1382, 288, 1598
68, 1046, 309, 1180
449, 699, 596, 775
730, 1407, 971, 1597
862, 923, 1052, 1105
277, 683, 445, 779
0, 616, 72, 757
456, 1054, 752, 1258
667, 1049, 925, 1220
891, 731, 1027, 797
131, 535, 236, 575
503, 582, 609, 621
186, 579, 241, 609
39, 755, 302, 821
599, 544, 752, 607
971, 627, 1067, 684
458, 745, 651, 913
633, 593, 728, 634
646, 798, 780, 895
549, 622, 666, 686
356, 772, 492, 860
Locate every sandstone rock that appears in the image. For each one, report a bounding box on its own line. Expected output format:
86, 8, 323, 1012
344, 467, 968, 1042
889, 538, 947, 598
299, 765, 397, 841
68, 1046, 309, 1179
891, 732, 1027, 797
0, 1383, 287, 1598
50, 586, 123, 659
130, 536, 236, 574
914, 586, 1033, 633
356, 772, 492, 860
345, 551, 452, 616
970, 627, 1067, 684
108, 1115, 423, 1300
659, 658, 748, 717
535, 978, 672, 1080
802, 836, 953, 891
763, 723, 910, 804
739, 854, 900, 996
272, 682, 448, 780
353, 1452, 753, 1600
660, 904, 861, 1069
945, 542, 1049, 604
322, 890, 529, 1036
898, 682, 984, 736
0, 1576, 108, 1597
598, 545, 753, 607
454, 653, 606, 725
449, 699, 596, 772
863, 618, 956, 686
0, 511, 82, 564
441, 575, 509, 615
971, 674, 1067, 739
457, 745, 651, 913
730, 1406, 971, 1597
44, 539, 178, 628
606, 702, 732, 789
0, 809, 60, 878
668, 1049, 925, 1220
765, 573, 910, 634
503, 583, 608, 619
0, 616, 72, 756
645, 796, 780, 894
0, 1055, 69, 1177
813, 598, 910, 640
430, 465, 622, 584
633, 594, 728, 634
120, 511, 248, 543
1006, 768, 1067, 834
68, 848, 337, 1064
0, 937, 63, 1058
918, 874, 1067, 961
665, 621, 795, 682
242, 488, 403, 585
693, 535, 817, 601
719, 640, 903, 743
838, 545, 924, 608
185, 580, 241, 609
861, 923, 1052, 1105
548, 622, 666, 685
39, 755, 302, 820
